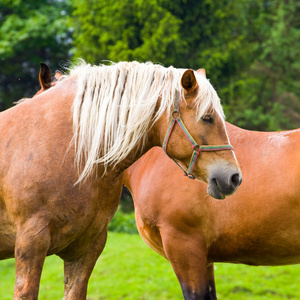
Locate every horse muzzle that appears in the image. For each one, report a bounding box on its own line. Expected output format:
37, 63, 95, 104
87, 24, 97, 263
207, 167, 242, 200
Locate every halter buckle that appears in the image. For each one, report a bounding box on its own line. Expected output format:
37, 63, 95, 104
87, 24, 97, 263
186, 173, 196, 180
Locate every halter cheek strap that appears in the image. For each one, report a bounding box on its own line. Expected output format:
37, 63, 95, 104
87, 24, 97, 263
162, 91, 234, 179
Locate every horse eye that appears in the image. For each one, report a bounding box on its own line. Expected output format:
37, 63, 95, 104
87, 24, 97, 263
201, 115, 213, 123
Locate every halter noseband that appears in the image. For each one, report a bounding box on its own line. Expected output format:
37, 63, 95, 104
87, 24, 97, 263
162, 91, 234, 179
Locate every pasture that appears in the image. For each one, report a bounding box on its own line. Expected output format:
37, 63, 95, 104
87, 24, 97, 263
0, 232, 299, 299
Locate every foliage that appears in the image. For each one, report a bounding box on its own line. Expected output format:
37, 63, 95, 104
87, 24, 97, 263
70, 0, 300, 130
1, 233, 300, 299
256, 0, 300, 128
107, 187, 135, 234
71, 0, 183, 65
108, 208, 138, 234
0, 1, 300, 130
120, 186, 134, 212
0, 0, 71, 109
71, 0, 256, 78
225, 0, 300, 130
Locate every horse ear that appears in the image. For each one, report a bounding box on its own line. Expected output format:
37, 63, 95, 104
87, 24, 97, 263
181, 69, 198, 93
39, 63, 52, 90
54, 70, 63, 80
197, 68, 206, 78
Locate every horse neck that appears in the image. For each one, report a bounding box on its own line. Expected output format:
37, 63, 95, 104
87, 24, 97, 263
105, 129, 159, 178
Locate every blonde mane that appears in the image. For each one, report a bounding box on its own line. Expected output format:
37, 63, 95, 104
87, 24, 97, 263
69, 61, 224, 182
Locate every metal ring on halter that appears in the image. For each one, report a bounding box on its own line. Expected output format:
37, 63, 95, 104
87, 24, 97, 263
171, 111, 181, 119
193, 144, 200, 153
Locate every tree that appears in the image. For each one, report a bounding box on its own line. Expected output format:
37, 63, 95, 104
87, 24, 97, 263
255, 0, 300, 128
72, 0, 287, 130
225, 0, 300, 130
71, 0, 255, 77
0, 0, 71, 110
71, 0, 183, 65
1, 0, 298, 130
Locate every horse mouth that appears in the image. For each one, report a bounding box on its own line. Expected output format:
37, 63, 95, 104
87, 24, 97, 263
207, 180, 226, 200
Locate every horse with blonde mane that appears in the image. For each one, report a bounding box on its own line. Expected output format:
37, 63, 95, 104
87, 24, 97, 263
0, 62, 241, 299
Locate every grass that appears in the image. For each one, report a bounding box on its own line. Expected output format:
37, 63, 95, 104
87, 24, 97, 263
1, 232, 300, 299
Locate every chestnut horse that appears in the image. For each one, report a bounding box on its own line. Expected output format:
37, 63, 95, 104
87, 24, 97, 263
0, 62, 241, 299
125, 99, 300, 298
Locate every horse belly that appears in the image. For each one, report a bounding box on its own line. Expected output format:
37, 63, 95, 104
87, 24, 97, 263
0, 233, 15, 259
209, 228, 300, 266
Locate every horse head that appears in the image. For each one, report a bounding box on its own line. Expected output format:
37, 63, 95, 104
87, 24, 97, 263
152, 68, 242, 199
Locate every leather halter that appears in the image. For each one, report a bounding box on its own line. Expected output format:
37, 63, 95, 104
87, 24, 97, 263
162, 91, 234, 179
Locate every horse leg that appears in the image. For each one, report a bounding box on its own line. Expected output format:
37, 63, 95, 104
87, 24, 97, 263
62, 229, 108, 300
178, 261, 215, 300
161, 229, 215, 300
206, 263, 217, 300
14, 222, 51, 300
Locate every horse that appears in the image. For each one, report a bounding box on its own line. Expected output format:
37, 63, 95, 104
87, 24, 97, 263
124, 82, 300, 298
0, 61, 241, 299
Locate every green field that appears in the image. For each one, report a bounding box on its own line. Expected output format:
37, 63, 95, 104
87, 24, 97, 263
1, 232, 300, 299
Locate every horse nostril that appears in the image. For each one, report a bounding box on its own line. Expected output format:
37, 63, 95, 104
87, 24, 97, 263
230, 173, 242, 188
